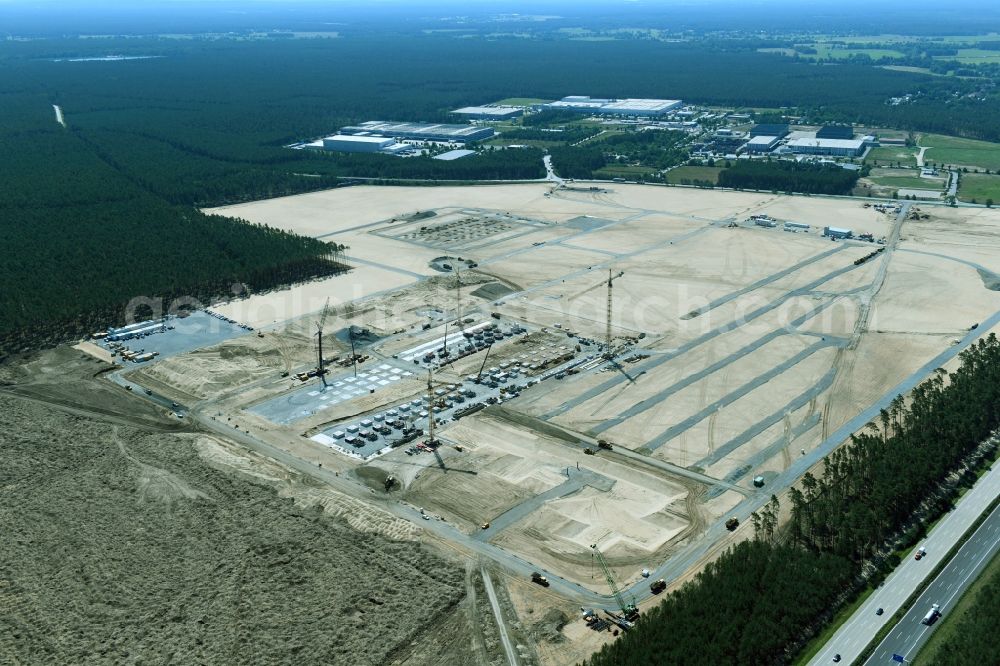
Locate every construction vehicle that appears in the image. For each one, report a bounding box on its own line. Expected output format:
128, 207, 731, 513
649, 579, 666, 594
597, 439, 613, 451
726, 517, 740, 531
591, 543, 639, 621
314, 298, 331, 387
531, 572, 550, 587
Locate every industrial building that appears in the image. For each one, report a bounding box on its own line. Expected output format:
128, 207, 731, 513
816, 125, 855, 140
749, 123, 789, 138
106, 319, 167, 341
539, 96, 682, 116
451, 106, 523, 121
823, 226, 853, 239
339, 121, 494, 143
322, 135, 398, 153
744, 135, 781, 154
433, 149, 475, 161
787, 138, 867, 157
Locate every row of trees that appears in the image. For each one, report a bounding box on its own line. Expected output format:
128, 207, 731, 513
717, 161, 862, 195
586, 335, 1000, 665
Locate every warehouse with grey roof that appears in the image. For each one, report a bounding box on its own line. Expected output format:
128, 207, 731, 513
340, 121, 495, 143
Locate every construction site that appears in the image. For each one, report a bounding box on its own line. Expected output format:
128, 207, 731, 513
49, 182, 1000, 662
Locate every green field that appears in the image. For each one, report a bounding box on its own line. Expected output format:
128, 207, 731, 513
936, 48, 1000, 64
811, 45, 907, 60
866, 146, 919, 167
868, 175, 946, 190
595, 164, 656, 179
921, 134, 1000, 171
665, 165, 722, 185
914, 548, 1000, 665
957, 173, 1000, 204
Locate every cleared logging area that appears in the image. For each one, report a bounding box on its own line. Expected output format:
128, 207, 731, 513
0, 386, 464, 664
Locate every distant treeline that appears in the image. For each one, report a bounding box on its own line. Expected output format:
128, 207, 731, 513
717, 161, 861, 195
586, 335, 1000, 666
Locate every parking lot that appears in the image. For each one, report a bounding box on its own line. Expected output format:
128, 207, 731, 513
99, 310, 250, 363
310, 343, 598, 460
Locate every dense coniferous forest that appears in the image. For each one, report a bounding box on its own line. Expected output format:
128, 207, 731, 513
1, 33, 997, 354
585, 335, 1000, 666
717, 161, 862, 195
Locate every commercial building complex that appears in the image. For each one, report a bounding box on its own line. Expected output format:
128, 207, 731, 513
451, 106, 523, 121
787, 137, 868, 157
744, 135, 782, 154
539, 96, 682, 116
340, 121, 495, 143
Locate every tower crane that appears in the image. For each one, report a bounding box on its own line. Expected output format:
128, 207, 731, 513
591, 543, 639, 622
314, 298, 331, 388
604, 270, 624, 359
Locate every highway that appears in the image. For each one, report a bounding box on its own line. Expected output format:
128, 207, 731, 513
807, 462, 1000, 665
865, 501, 1000, 665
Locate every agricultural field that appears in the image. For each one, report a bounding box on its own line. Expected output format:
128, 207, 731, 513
957, 173, 1000, 204
664, 165, 722, 185
921, 134, 1000, 171
866, 146, 919, 168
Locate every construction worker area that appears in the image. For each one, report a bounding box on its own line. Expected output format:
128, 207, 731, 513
98, 182, 1000, 631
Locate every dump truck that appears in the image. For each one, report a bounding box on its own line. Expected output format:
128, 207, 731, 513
531, 572, 550, 587
650, 579, 667, 594
726, 518, 740, 531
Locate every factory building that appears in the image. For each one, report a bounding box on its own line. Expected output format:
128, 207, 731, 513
787, 138, 867, 157
816, 125, 855, 140
749, 123, 789, 138
823, 226, 853, 239
451, 106, 523, 121
322, 135, 398, 153
340, 121, 494, 143
539, 96, 682, 116
744, 135, 781, 154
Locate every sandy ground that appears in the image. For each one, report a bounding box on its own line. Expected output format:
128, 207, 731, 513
123, 184, 1000, 658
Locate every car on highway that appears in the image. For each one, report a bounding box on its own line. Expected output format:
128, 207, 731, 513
915, 545, 927, 560
832, 654, 841, 662
875, 607, 884, 616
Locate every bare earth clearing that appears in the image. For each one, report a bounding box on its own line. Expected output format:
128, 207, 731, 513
7, 183, 999, 665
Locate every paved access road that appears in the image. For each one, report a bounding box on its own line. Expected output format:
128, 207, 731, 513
807, 462, 1000, 665
865, 501, 1000, 665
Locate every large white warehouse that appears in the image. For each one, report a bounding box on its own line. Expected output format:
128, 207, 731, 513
322, 135, 397, 153
540, 96, 683, 116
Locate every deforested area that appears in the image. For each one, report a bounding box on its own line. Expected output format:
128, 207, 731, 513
0, 369, 464, 664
